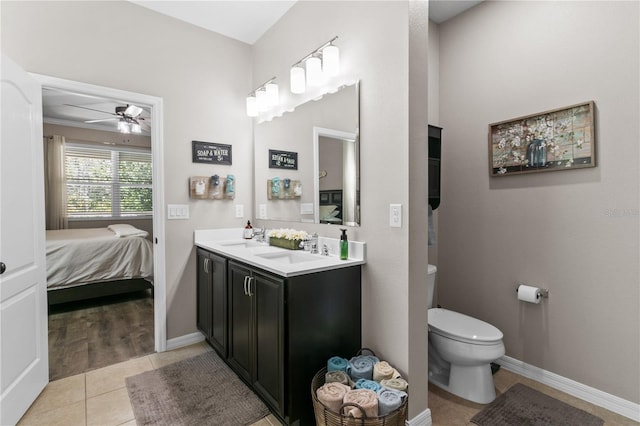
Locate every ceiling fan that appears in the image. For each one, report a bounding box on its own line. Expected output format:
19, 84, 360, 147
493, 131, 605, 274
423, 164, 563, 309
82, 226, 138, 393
64, 103, 150, 134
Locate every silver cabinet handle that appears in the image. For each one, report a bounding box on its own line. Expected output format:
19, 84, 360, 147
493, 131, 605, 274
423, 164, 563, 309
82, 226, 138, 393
204, 258, 209, 273
247, 277, 254, 297
243, 276, 249, 296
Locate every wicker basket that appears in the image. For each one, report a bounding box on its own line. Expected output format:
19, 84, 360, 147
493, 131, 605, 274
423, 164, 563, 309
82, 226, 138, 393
311, 367, 408, 426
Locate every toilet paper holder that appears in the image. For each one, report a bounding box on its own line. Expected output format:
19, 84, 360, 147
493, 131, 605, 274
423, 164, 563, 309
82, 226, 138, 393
515, 286, 549, 299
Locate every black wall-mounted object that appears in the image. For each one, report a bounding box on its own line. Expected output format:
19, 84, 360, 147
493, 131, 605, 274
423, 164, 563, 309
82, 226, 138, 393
428, 125, 442, 210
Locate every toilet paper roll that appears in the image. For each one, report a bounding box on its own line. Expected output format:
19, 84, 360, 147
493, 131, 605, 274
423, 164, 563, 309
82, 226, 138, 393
517, 284, 541, 304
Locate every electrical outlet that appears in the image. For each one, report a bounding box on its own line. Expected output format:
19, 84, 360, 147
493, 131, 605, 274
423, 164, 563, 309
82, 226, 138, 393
390, 203, 402, 227
259, 204, 268, 219
235, 204, 244, 218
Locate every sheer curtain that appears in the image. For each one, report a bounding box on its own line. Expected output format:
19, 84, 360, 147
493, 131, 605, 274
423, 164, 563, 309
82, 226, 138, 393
44, 135, 68, 230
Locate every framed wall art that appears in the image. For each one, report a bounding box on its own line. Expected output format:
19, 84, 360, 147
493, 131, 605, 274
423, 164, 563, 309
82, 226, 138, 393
192, 141, 232, 165
489, 101, 595, 176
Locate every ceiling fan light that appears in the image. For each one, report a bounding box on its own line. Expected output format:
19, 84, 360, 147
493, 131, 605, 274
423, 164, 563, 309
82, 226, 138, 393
322, 44, 339, 77
246, 95, 258, 117
118, 120, 130, 134
131, 122, 142, 134
290, 65, 306, 94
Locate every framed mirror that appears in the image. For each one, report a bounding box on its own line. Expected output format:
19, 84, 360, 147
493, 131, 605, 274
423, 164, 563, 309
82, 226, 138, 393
254, 82, 360, 225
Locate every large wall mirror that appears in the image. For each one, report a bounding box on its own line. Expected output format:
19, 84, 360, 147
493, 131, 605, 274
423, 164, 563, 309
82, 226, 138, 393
254, 82, 360, 226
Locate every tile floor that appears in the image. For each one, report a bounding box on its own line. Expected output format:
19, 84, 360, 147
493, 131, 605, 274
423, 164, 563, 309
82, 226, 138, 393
19, 342, 637, 426
18, 341, 283, 426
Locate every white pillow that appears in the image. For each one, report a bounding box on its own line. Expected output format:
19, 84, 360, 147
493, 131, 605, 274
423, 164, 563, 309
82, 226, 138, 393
107, 224, 148, 238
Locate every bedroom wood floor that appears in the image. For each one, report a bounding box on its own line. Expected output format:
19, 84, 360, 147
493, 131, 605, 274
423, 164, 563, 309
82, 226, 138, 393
48, 291, 154, 381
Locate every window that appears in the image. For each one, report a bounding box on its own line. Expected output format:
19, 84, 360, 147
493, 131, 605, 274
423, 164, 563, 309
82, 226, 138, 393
65, 144, 152, 218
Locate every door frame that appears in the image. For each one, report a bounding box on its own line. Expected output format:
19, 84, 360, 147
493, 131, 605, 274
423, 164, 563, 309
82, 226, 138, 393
32, 73, 167, 352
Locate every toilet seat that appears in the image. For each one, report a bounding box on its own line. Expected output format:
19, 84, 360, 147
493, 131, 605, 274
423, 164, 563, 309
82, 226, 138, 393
428, 308, 503, 345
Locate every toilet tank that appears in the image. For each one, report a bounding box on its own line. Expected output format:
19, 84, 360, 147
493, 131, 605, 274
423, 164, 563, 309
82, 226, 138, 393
427, 264, 437, 309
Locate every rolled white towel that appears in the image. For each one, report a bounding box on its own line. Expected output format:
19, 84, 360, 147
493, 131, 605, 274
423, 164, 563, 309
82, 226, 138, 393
317, 382, 351, 413
343, 389, 378, 418
380, 377, 409, 392
373, 361, 396, 382
377, 387, 407, 416
325, 370, 353, 387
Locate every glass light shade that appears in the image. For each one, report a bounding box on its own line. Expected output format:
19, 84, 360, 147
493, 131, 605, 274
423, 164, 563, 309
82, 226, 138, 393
131, 122, 142, 134
255, 88, 268, 112
322, 45, 340, 77
246, 95, 258, 117
306, 56, 323, 87
265, 82, 279, 107
290, 65, 305, 94
118, 120, 130, 134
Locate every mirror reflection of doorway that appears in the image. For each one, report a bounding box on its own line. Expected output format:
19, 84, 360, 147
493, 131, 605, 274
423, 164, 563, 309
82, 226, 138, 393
39, 82, 163, 380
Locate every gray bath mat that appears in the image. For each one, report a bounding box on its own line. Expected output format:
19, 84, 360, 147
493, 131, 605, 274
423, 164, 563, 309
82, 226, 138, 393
126, 351, 270, 425
471, 383, 604, 426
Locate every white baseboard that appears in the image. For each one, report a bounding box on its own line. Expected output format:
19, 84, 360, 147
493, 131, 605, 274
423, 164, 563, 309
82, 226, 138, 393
166, 332, 205, 351
497, 355, 640, 423
405, 408, 431, 426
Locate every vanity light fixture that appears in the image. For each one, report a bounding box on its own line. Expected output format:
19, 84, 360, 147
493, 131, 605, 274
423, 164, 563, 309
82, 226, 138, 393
289, 36, 339, 94
246, 76, 279, 117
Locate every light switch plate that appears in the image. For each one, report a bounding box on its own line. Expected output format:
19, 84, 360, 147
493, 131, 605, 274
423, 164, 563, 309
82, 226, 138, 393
300, 203, 314, 215
390, 203, 402, 227
259, 204, 268, 219
235, 204, 244, 218
168, 204, 189, 219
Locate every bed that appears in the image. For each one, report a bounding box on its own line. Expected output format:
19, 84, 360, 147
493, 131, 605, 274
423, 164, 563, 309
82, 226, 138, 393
46, 225, 153, 305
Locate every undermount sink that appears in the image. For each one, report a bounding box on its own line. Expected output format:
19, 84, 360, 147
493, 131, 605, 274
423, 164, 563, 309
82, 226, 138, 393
254, 251, 324, 264
217, 239, 263, 248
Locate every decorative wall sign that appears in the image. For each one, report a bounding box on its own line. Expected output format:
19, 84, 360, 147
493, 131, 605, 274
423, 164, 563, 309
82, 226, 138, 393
192, 141, 232, 165
489, 101, 595, 176
269, 149, 298, 170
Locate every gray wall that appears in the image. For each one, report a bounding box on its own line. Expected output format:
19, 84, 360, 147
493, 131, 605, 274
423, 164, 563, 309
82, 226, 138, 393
2, 1, 254, 340
437, 1, 639, 403
251, 1, 430, 417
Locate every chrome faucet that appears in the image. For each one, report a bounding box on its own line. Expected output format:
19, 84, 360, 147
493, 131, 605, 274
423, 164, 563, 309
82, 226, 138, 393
309, 233, 319, 254
252, 227, 266, 243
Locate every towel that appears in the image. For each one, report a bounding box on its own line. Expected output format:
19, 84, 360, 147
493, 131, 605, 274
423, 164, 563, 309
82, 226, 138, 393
348, 355, 379, 380
380, 377, 409, 392
327, 356, 349, 373
316, 382, 351, 413
325, 371, 352, 387
342, 389, 378, 418
373, 361, 398, 382
107, 224, 148, 238
377, 387, 407, 416
354, 378, 381, 393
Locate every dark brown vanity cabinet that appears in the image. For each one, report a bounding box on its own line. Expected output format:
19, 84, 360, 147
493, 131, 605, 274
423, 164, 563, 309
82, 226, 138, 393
196, 249, 227, 356
228, 261, 284, 417
197, 248, 362, 425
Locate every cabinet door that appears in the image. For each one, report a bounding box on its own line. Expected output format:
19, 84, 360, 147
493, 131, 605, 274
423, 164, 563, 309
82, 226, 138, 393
227, 262, 252, 383
253, 271, 284, 416
196, 249, 211, 340
209, 253, 227, 357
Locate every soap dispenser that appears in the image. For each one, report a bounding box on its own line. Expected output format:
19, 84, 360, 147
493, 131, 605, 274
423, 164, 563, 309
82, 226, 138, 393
340, 228, 348, 260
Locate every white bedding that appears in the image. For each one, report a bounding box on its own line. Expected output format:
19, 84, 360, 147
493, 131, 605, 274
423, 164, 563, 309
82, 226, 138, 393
46, 227, 153, 289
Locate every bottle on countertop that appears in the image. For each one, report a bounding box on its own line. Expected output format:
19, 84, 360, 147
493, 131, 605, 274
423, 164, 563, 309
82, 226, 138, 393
243, 220, 253, 239
340, 228, 348, 260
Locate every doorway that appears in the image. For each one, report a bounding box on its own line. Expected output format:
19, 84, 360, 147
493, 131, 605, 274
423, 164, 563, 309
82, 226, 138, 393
33, 74, 167, 376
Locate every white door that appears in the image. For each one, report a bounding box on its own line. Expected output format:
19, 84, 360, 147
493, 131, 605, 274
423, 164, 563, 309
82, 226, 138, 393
0, 54, 48, 425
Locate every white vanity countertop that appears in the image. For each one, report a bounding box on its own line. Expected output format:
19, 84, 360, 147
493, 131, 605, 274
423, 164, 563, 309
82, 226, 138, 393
194, 228, 366, 278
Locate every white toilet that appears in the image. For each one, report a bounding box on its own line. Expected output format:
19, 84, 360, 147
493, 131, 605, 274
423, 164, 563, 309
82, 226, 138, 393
427, 264, 505, 404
